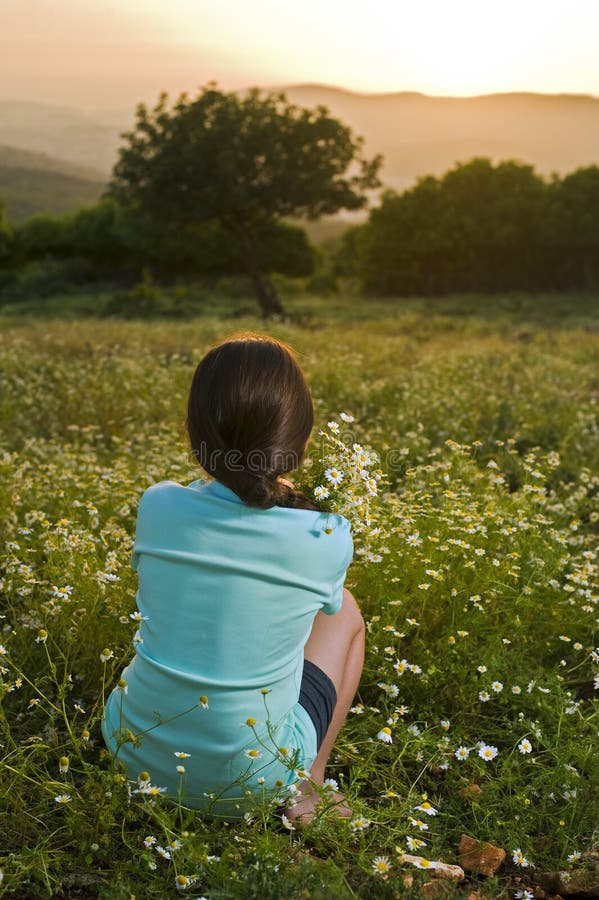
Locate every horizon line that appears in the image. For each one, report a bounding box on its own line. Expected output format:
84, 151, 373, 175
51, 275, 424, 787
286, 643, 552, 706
1, 83, 599, 112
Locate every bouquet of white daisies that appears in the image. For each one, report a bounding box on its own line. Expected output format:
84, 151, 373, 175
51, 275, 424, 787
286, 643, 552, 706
302, 412, 389, 564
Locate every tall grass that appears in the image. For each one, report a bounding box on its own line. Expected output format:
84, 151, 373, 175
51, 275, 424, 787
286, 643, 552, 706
1, 299, 598, 897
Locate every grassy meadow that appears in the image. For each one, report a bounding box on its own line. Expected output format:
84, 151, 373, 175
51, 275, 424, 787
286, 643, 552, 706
1, 292, 598, 898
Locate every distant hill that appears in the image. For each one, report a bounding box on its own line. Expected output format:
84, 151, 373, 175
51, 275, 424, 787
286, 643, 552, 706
1, 88, 598, 228
3, 89, 599, 184
0, 144, 106, 223
0, 144, 105, 181
0, 101, 121, 173
279, 86, 599, 192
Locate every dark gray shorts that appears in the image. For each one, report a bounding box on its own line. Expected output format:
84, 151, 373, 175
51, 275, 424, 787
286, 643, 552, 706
298, 659, 337, 750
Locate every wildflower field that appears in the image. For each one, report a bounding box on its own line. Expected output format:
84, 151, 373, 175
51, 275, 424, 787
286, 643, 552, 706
1, 293, 598, 898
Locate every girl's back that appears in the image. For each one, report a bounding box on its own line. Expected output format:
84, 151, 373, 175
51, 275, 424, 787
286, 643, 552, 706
102, 473, 351, 816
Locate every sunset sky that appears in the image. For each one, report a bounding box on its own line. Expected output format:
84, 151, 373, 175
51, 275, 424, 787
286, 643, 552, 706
2, 0, 599, 110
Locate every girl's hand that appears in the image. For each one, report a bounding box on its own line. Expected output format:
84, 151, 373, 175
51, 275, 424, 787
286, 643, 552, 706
278, 477, 295, 489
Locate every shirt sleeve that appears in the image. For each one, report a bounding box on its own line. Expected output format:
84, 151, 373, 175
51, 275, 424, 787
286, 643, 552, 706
321, 515, 354, 616
129, 478, 194, 572
130, 486, 153, 571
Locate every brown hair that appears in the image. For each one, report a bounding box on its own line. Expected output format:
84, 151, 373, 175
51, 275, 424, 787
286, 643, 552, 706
186, 334, 319, 510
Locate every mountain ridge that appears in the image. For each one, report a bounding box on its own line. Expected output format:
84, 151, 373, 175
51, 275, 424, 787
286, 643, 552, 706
0, 143, 106, 182
1, 87, 598, 225
276, 83, 599, 101
0, 143, 105, 223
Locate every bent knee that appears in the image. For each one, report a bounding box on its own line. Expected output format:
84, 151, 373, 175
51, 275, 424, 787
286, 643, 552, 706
342, 588, 365, 635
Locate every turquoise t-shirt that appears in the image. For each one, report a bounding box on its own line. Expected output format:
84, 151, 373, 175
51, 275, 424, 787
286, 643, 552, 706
102, 478, 353, 817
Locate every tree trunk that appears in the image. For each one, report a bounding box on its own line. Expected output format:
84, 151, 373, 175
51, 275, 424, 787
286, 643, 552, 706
248, 268, 285, 319
228, 222, 285, 318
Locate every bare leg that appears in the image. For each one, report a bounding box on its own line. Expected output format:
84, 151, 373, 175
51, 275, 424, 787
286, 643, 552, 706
285, 588, 365, 823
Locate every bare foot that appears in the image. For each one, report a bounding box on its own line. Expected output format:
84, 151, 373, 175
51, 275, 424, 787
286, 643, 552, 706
284, 781, 352, 826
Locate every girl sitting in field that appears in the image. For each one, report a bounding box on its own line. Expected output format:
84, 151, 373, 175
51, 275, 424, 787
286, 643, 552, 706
102, 334, 364, 823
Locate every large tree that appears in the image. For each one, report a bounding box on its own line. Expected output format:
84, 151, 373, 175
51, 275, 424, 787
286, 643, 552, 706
355, 158, 551, 295
109, 84, 381, 316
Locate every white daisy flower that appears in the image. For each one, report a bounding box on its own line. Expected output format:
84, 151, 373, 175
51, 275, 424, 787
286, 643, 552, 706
324, 467, 344, 487
281, 814, 296, 831
512, 848, 530, 867
244, 748, 261, 760
372, 855, 391, 875
478, 743, 498, 761
414, 801, 437, 816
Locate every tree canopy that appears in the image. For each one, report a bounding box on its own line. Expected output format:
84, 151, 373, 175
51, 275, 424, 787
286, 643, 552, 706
0, 197, 12, 261
13, 197, 315, 286
109, 83, 381, 315
343, 158, 599, 295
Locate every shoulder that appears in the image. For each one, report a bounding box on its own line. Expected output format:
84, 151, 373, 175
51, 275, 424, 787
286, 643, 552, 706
314, 510, 352, 542
136, 480, 198, 518
274, 504, 351, 533
275, 507, 353, 566
319, 511, 353, 557
138, 479, 184, 504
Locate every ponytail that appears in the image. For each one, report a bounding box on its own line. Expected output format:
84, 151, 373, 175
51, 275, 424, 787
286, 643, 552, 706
225, 471, 319, 511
